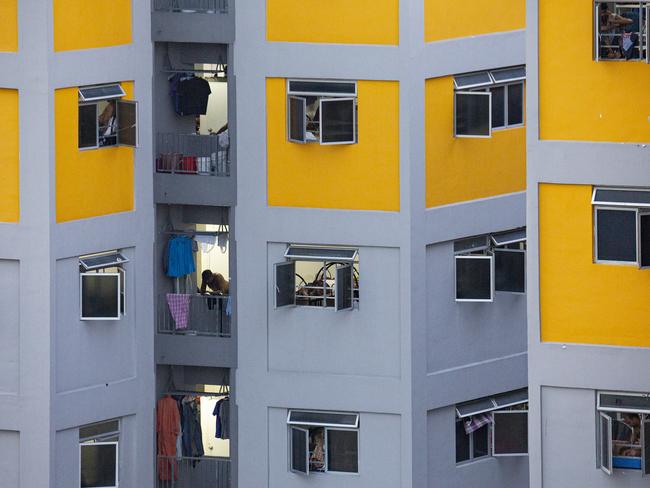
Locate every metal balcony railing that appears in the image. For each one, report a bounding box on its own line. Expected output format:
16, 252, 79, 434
156, 133, 230, 177
157, 456, 230, 488
153, 0, 228, 14
158, 294, 231, 337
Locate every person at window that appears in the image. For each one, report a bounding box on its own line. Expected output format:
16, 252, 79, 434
613, 413, 641, 457
200, 270, 229, 295
309, 430, 325, 472
98, 100, 117, 147
305, 97, 319, 141
600, 3, 633, 59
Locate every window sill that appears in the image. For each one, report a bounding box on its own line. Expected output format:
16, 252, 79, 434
456, 455, 493, 468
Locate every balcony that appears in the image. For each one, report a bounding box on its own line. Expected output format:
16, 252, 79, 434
154, 133, 235, 207
152, 0, 234, 43
157, 455, 230, 488
156, 294, 234, 368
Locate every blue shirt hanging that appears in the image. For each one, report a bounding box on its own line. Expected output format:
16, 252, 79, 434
166, 236, 196, 278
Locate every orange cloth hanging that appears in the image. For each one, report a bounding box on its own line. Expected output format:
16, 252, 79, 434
157, 395, 180, 481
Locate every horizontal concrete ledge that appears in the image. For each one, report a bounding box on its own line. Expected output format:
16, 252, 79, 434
154, 172, 236, 206
156, 333, 235, 368
152, 11, 235, 44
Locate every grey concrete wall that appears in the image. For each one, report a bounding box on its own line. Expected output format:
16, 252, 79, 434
267, 243, 401, 378
0, 431, 19, 488
268, 407, 402, 488
427, 407, 528, 488
55, 249, 136, 393
425, 240, 527, 375
0, 260, 20, 395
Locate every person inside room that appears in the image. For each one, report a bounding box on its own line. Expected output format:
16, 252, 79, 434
599, 3, 634, 59
98, 100, 117, 147
309, 428, 325, 472
200, 269, 229, 295
613, 413, 641, 458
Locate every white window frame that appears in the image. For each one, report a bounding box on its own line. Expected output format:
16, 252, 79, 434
78, 83, 138, 151
287, 410, 360, 476
455, 418, 491, 464
593, 1, 650, 63
80, 273, 121, 321
79, 441, 119, 488
454, 254, 495, 303
454, 91, 492, 139
286, 79, 358, 146
491, 410, 529, 457
593, 206, 640, 266
275, 246, 359, 311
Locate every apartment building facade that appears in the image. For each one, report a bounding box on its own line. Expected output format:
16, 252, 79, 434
236, 1, 529, 487
0, 1, 529, 487
527, 0, 650, 486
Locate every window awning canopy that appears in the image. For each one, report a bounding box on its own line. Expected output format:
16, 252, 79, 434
78, 84, 126, 102
454, 66, 526, 89
287, 79, 357, 97
284, 245, 358, 262
456, 389, 528, 418
455, 228, 527, 255
592, 187, 650, 207
287, 410, 359, 428
79, 252, 129, 271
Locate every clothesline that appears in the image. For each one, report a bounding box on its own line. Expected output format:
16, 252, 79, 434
167, 390, 229, 398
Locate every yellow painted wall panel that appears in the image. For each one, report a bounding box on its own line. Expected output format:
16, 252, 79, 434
425, 77, 526, 208
53, 0, 132, 52
267, 78, 400, 211
0, 1, 18, 52
425, 0, 525, 42
55, 84, 134, 223
266, 0, 399, 45
540, 0, 650, 142
540, 183, 650, 347
0, 89, 19, 222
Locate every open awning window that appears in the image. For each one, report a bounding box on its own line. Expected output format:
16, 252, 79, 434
284, 246, 358, 262
78, 84, 126, 102
79, 252, 129, 271
592, 188, 650, 207
454, 66, 526, 89
456, 389, 528, 418
287, 410, 360, 429
490, 66, 526, 84
598, 392, 650, 414
491, 229, 527, 246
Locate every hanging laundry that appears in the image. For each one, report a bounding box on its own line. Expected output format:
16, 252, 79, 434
195, 234, 217, 253
157, 395, 181, 481
166, 236, 196, 278
166, 293, 191, 330
463, 412, 493, 435
170, 74, 212, 116
182, 397, 205, 458
213, 396, 230, 440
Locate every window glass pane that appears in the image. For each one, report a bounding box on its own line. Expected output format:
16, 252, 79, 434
285, 246, 357, 261
600, 413, 613, 474
274, 262, 295, 308
507, 83, 524, 126
594, 189, 650, 206
320, 99, 355, 144
455, 420, 470, 462
335, 265, 353, 311
490, 86, 505, 128
472, 423, 490, 458
493, 412, 528, 455
456, 398, 497, 418
79, 84, 125, 101
641, 214, 650, 268
288, 410, 359, 428
80, 420, 119, 441
490, 66, 526, 83
454, 72, 492, 88
289, 97, 306, 142
288, 80, 356, 96
491, 229, 527, 246
97, 100, 117, 147
493, 389, 528, 408
600, 393, 650, 412
117, 101, 137, 147
327, 430, 358, 473
455, 257, 492, 301
79, 105, 97, 149
290, 427, 308, 474
81, 274, 120, 319
643, 420, 650, 475
494, 250, 525, 293
454, 236, 489, 254
596, 209, 637, 262
455, 93, 490, 137
80, 444, 117, 488
79, 252, 128, 271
